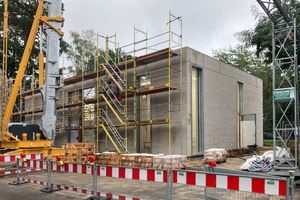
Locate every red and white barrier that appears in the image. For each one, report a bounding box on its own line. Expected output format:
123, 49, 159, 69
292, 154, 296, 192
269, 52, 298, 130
18, 159, 289, 197
172, 170, 287, 196
0, 153, 42, 163
0, 153, 43, 176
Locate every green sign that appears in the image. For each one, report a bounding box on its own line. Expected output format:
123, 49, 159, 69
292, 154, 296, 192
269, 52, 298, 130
267, 180, 275, 185
273, 88, 294, 101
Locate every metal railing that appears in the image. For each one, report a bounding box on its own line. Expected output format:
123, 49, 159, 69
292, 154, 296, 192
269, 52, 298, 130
5, 155, 295, 200
99, 108, 127, 152
102, 54, 126, 90
101, 77, 125, 116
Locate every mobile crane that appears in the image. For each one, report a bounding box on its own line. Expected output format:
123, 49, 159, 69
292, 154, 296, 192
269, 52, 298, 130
0, 0, 64, 155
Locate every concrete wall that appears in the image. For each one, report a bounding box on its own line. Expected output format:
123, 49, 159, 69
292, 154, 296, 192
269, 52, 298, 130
183, 47, 263, 155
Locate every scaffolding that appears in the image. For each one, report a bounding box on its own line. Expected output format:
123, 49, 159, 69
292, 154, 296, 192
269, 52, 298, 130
257, 0, 299, 170
11, 12, 183, 154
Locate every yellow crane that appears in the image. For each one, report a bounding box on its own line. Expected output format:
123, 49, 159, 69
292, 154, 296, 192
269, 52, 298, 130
0, 0, 64, 155
1, 0, 8, 123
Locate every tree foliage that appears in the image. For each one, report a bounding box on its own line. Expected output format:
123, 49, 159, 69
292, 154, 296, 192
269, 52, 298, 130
0, 0, 69, 79
214, 1, 300, 132
236, 1, 300, 63
66, 29, 130, 74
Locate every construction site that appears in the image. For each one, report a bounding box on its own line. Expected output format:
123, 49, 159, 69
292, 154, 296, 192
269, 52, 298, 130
0, 0, 299, 199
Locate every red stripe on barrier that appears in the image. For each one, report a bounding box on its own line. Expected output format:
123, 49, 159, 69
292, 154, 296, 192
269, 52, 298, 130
0, 156, 4, 163
206, 174, 216, 187
132, 168, 140, 180
173, 170, 178, 183
106, 193, 113, 198
186, 172, 196, 185
73, 164, 77, 173
147, 169, 155, 181
119, 195, 126, 200
97, 166, 100, 176
279, 180, 286, 196
73, 187, 78, 192
31, 154, 36, 160
133, 198, 140, 200
33, 160, 37, 169
106, 166, 112, 177
162, 170, 167, 183
119, 167, 125, 178
82, 189, 87, 194
64, 186, 69, 190
227, 176, 239, 191
64, 164, 69, 172
82, 165, 87, 174
10, 155, 16, 162
252, 178, 265, 194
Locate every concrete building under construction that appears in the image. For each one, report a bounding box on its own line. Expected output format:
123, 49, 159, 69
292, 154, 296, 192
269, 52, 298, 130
11, 15, 263, 156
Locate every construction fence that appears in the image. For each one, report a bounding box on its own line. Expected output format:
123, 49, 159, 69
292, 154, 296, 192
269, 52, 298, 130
0, 153, 295, 200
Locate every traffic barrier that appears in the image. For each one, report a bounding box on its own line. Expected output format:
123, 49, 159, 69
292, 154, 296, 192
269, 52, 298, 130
0, 153, 42, 176
12, 158, 295, 199
172, 170, 287, 196
0, 153, 42, 163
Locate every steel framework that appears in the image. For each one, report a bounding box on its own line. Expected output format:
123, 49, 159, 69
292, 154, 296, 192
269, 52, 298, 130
257, 0, 299, 169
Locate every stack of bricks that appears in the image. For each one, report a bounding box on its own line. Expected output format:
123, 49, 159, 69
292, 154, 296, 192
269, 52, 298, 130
63, 142, 95, 163
153, 155, 187, 169
120, 153, 155, 168
96, 152, 120, 166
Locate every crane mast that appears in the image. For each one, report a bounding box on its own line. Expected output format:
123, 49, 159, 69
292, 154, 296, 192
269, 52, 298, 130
41, 0, 63, 140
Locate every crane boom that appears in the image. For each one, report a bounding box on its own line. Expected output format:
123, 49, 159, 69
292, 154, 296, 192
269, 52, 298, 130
1, 0, 8, 130
1, 0, 45, 141
1, 0, 64, 142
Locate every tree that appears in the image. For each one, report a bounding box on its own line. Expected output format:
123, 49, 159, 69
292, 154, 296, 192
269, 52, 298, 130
0, 0, 69, 79
66, 30, 96, 73
66, 29, 130, 74
213, 45, 273, 132
236, 1, 300, 64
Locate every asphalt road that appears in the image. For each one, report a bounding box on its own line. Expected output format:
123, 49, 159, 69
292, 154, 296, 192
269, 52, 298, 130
0, 177, 90, 200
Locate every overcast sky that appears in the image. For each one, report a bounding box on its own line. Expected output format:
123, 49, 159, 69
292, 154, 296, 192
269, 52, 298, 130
62, 0, 261, 56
